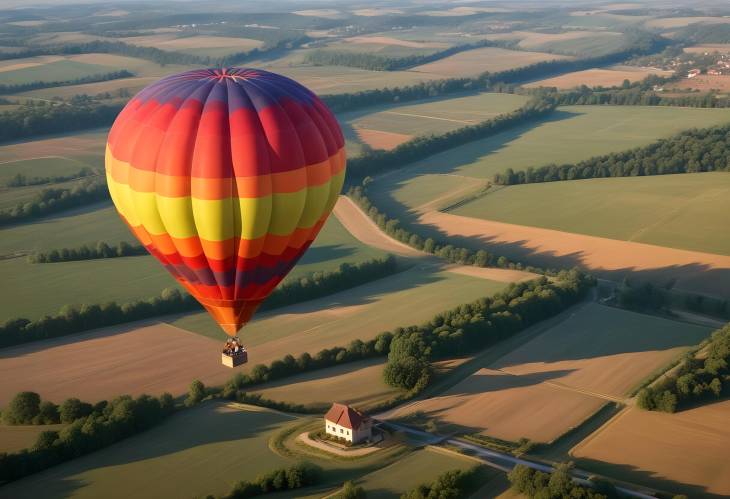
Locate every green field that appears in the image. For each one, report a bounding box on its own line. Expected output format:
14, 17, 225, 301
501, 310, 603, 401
171, 267, 508, 349
0, 207, 387, 321
0, 402, 423, 499
0, 60, 113, 85
250, 358, 402, 411
0, 129, 107, 165
338, 92, 528, 155
451, 172, 730, 256
0, 157, 96, 183
0, 403, 296, 499
392, 106, 730, 180
355, 448, 481, 498
530, 33, 626, 56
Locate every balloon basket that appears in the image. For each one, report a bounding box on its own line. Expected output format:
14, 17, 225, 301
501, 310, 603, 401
222, 351, 248, 368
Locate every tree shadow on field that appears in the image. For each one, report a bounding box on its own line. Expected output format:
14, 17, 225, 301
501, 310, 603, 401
295, 243, 355, 265
0, 401, 295, 499
572, 458, 730, 499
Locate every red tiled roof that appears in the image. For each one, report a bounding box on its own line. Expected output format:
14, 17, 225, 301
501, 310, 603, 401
324, 403, 369, 430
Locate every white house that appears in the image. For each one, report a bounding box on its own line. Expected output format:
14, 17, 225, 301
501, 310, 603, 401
324, 403, 372, 444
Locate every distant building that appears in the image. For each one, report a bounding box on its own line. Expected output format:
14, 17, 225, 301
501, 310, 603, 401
708, 68, 723, 76
324, 403, 372, 444
687, 69, 701, 78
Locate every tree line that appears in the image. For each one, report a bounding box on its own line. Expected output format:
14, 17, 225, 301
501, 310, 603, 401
400, 467, 482, 499
534, 85, 730, 109
28, 240, 147, 263
0, 98, 124, 143
304, 40, 509, 72
637, 323, 730, 413
494, 123, 730, 185
212, 462, 321, 499
0, 392, 175, 484
348, 183, 550, 276
0, 178, 109, 227
5, 167, 97, 187
0, 256, 398, 348
508, 462, 618, 499
0, 70, 134, 95
346, 97, 556, 181
0, 37, 310, 68
382, 270, 595, 391
319, 34, 665, 114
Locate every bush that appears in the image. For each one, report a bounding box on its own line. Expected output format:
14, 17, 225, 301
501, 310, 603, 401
332, 481, 367, 499
59, 398, 93, 423
400, 467, 481, 499
186, 380, 206, 407
508, 463, 613, 498
1, 392, 40, 425
216, 462, 321, 499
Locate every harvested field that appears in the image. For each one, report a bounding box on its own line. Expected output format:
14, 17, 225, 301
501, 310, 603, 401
0, 322, 232, 405
572, 403, 730, 497
390, 367, 606, 443
0, 129, 107, 164
0, 423, 65, 453
387, 302, 709, 443
0, 59, 112, 85
343, 36, 446, 49
351, 9, 404, 16
492, 303, 711, 398
294, 9, 344, 18
0, 403, 296, 499
645, 16, 730, 29
669, 74, 730, 93
408, 47, 571, 77
120, 34, 263, 57
418, 209, 730, 299
250, 358, 402, 411
684, 44, 730, 54
524, 66, 673, 89
352, 127, 412, 151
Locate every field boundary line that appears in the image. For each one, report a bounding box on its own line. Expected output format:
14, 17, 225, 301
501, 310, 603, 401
567, 406, 631, 457
382, 110, 476, 124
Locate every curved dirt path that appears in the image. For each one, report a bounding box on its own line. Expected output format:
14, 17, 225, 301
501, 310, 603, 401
333, 196, 536, 284
420, 210, 730, 299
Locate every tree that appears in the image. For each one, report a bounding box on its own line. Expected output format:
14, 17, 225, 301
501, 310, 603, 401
186, 380, 206, 407
2, 391, 41, 424
334, 481, 366, 499
59, 398, 93, 423
37, 401, 60, 424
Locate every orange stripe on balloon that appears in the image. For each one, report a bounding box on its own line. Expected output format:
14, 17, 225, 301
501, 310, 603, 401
108, 145, 345, 199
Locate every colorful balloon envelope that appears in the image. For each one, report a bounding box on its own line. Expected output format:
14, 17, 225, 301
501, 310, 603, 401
105, 68, 346, 335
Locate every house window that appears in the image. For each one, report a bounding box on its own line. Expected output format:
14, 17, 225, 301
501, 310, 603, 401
347, 431, 350, 435
340, 428, 343, 433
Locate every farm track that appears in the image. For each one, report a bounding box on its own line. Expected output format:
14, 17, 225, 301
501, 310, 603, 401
333, 196, 537, 284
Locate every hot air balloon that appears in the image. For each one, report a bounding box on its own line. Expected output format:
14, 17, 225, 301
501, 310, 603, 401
105, 68, 346, 366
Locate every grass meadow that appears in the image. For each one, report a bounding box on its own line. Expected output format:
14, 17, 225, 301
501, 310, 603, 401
0, 207, 387, 321
452, 172, 730, 256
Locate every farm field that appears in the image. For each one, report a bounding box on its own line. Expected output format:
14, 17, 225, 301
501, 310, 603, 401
407, 47, 571, 77
320, 36, 447, 57
0, 423, 65, 453
118, 33, 263, 56
668, 74, 730, 94
0, 322, 232, 405
451, 173, 730, 256
338, 92, 528, 154
572, 402, 730, 498
523, 65, 673, 89
0, 59, 112, 85
0, 403, 297, 499
387, 303, 711, 443
369, 106, 730, 180
491, 303, 711, 398
0, 208, 387, 321
355, 448, 485, 498
0, 129, 107, 164
684, 44, 730, 54
419, 207, 730, 299
644, 16, 730, 29
0, 156, 97, 183
172, 266, 507, 346
249, 358, 402, 411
